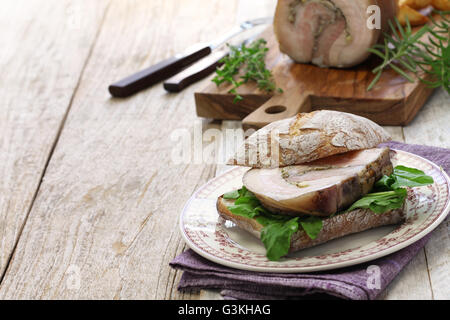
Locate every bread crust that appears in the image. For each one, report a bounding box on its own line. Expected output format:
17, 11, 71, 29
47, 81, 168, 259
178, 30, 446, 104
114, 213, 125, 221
217, 195, 405, 253
227, 110, 391, 168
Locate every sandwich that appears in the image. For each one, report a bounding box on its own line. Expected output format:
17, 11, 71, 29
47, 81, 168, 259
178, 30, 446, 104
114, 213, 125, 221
218, 110, 433, 261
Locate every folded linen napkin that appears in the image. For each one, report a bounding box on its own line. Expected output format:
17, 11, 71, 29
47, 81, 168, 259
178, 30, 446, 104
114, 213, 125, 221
170, 141, 450, 300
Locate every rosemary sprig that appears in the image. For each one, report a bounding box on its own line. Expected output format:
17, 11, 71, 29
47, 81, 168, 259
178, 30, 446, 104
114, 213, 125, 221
212, 39, 282, 102
367, 11, 449, 93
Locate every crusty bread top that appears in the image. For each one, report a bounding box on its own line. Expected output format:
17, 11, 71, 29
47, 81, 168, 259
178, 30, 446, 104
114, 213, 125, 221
227, 110, 391, 168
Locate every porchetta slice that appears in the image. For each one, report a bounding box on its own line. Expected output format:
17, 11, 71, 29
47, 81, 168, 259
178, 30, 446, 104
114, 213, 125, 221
242, 148, 393, 216
274, 0, 398, 68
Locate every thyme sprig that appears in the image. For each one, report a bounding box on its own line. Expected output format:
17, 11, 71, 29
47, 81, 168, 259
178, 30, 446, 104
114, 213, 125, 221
367, 11, 449, 93
212, 39, 282, 102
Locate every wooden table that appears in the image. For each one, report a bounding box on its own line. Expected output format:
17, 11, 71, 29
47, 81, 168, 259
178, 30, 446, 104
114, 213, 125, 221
0, 0, 448, 300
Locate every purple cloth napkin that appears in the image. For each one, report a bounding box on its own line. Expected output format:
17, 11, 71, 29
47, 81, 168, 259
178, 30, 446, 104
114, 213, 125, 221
170, 141, 450, 300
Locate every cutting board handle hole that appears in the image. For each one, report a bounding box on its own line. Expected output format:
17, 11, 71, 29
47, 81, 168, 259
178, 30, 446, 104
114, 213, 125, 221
265, 105, 286, 114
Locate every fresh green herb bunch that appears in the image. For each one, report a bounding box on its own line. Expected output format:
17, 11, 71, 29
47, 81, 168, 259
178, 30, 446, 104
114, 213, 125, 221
212, 38, 282, 102
367, 11, 449, 93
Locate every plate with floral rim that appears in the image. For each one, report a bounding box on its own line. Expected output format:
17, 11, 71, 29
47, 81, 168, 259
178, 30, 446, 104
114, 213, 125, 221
179, 149, 450, 273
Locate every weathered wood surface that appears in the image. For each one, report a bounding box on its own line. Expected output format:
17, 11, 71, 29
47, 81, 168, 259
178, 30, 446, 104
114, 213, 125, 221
401, 89, 450, 300
0, 0, 448, 300
0, 0, 109, 278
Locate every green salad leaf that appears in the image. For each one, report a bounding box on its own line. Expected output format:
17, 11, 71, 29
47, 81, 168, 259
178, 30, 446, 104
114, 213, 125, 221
299, 216, 323, 240
227, 187, 265, 219
260, 218, 299, 261
349, 165, 433, 213
379, 165, 434, 190
225, 186, 322, 261
346, 189, 408, 214
223, 190, 240, 199
228, 202, 259, 218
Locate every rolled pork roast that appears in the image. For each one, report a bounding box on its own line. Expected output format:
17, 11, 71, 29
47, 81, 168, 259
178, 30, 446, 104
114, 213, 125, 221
274, 0, 398, 68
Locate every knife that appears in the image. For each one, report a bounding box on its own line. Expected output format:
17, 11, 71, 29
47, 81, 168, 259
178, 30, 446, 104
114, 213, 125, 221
108, 16, 272, 98
162, 49, 228, 93
163, 35, 261, 93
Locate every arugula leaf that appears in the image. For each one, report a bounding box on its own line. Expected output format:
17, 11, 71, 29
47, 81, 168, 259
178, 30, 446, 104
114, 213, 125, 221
235, 196, 260, 206
391, 165, 434, 188
299, 216, 323, 240
223, 190, 240, 199
238, 186, 254, 198
224, 186, 256, 200
346, 189, 407, 214
260, 218, 299, 261
373, 175, 396, 191
253, 206, 277, 219
228, 203, 259, 219
224, 187, 323, 261
375, 165, 434, 191
359, 165, 433, 214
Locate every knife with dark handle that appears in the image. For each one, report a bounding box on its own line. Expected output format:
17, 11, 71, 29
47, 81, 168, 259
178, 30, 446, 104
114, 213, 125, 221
108, 17, 272, 98
163, 49, 228, 93
108, 43, 211, 98
163, 33, 261, 93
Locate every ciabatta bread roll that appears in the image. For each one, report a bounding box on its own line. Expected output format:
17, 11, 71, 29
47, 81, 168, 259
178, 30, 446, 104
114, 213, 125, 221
227, 110, 391, 168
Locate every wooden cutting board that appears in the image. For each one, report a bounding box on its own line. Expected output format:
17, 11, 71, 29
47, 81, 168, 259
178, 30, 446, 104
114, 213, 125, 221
194, 25, 435, 129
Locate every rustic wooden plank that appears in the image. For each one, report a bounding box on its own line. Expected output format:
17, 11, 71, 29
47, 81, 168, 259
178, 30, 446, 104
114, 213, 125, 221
198, 0, 277, 300
422, 219, 450, 300
379, 246, 433, 300
0, 0, 109, 278
0, 0, 241, 300
403, 88, 450, 300
383, 126, 404, 143
364, 125, 435, 300
403, 89, 450, 149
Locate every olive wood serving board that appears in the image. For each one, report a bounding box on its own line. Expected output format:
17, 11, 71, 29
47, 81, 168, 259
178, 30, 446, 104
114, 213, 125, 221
194, 25, 435, 129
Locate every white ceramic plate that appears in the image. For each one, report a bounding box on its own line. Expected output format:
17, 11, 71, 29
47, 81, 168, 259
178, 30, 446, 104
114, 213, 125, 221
180, 150, 450, 273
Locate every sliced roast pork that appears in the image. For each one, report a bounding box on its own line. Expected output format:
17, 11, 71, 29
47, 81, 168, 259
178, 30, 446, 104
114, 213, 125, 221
274, 0, 398, 67
243, 147, 393, 216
